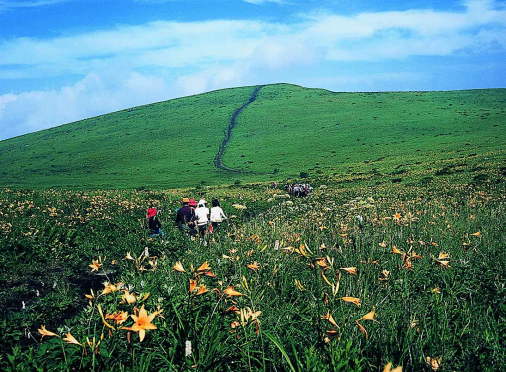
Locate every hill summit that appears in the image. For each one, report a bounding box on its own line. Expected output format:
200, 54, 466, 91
0, 83, 505, 188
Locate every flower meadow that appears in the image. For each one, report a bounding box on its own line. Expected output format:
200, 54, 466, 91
0, 172, 504, 371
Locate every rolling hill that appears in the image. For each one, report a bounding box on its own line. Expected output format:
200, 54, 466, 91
0, 83, 505, 188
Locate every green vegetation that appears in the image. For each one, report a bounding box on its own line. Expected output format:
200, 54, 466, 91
0, 86, 254, 188
0, 83, 505, 370
0, 84, 504, 188
226, 85, 506, 178
0, 166, 504, 370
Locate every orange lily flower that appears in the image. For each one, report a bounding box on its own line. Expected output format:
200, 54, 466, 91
173, 261, 185, 272
121, 305, 159, 342
247, 262, 260, 271
63, 332, 82, 346
89, 259, 102, 272
341, 296, 361, 306
38, 325, 58, 338
223, 286, 244, 297
105, 311, 129, 325
340, 267, 358, 275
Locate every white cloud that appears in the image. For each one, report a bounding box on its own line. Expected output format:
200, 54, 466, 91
0, 0, 68, 10
0, 0, 505, 138
1, 1, 504, 73
0, 71, 177, 140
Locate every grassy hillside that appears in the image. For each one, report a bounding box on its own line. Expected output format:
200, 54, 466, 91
0, 84, 505, 188
225, 85, 506, 176
0, 86, 254, 188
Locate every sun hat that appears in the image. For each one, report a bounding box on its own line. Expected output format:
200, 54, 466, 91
189, 198, 197, 207
198, 199, 207, 205
181, 198, 190, 203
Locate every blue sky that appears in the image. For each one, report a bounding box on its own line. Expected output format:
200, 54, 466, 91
0, 0, 505, 140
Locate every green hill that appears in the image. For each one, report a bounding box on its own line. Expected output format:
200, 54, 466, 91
0, 84, 505, 188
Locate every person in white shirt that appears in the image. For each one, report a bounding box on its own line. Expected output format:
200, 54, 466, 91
210, 199, 227, 231
194, 200, 210, 237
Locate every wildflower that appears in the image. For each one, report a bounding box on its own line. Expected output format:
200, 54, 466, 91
122, 290, 137, 304
247, 262, 260, 271
225, 305, 240, 313
223, 286, 244, 297
84, 289, 95, 300
425, 356, 442, 371
355, 321, 368, 338
189, 279, 198, 293
38, 325, 58, 338
121, 305, 160, 342
379, 270, 390, 281
340, 267, 358, 275
105, 311, 129, 325
232, 204, 247, 210
438, 252, 449, 260
402, 255, 413, 270
391, 246, 403, 254
173, 261, 185, 272
324, 327, 339, 343
359, 309, 377, 321
315, 257, 330, 269
89, 259, 102, 272
196, 285, 208, 295
341, 297, 361, 306
125, 252, 134, 260
102, 282, 122, 295
383, 362, 403, 372
239, 307, 262, 326
196, 261, 210, 272
470, 231, 481, 237
321, 312, 339, 327
63, 332, 82, 346
436, 260, 450, 268
97, 304, 116, 330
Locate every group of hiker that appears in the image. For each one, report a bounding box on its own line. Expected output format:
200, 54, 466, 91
285, 183, 313, 197
146, 197, 227, 239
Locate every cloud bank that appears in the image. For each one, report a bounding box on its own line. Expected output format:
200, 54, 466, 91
0, 0, 505, 139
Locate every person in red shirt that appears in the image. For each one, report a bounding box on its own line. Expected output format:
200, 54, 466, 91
146, 208, 163, 237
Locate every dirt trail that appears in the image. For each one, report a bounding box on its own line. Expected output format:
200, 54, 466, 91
214, 85, 264, 173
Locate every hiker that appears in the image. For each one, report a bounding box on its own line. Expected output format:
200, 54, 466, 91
175, 198, 197, 236
194, 199, 210, 237
285, 183, 313, 197
210, 198, 227, 231
146, 207, 163, 237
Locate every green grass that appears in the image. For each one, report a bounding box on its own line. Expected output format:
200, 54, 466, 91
226, 85, 506, 177
0, 83, 504, 188
0, 82, 505, 370
0, 86, 254, 188
0, 170, 504, 370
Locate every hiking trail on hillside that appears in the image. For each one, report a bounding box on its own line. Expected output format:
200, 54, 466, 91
213, 85, 264, 173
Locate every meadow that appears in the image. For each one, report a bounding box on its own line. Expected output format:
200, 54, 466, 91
0, 161, 504, 371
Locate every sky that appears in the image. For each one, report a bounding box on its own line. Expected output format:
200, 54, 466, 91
0, 0, 505, 140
